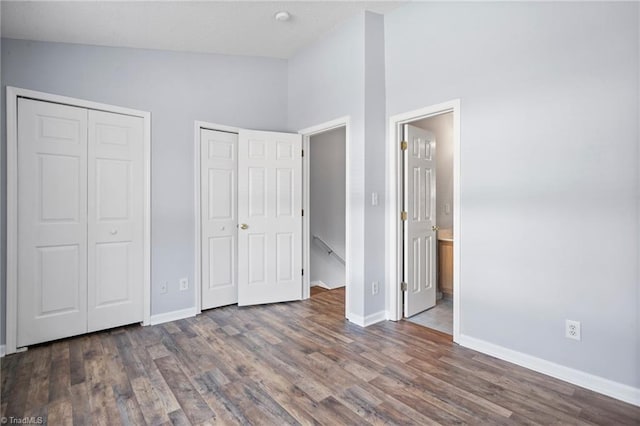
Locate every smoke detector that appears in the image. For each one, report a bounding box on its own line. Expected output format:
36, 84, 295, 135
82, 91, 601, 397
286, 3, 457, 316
274, 11, 291, 22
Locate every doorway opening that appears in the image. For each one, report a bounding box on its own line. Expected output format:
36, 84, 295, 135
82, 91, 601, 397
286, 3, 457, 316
306, 126, 347, 307
386, 100, 460, 341
403, 113, 454, 335
300, 117, 350, 318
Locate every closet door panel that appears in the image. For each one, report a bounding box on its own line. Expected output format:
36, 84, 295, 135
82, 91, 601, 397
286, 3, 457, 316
87, 110, 144, 332
201, 129, 238, 310
17, 99, 88, 347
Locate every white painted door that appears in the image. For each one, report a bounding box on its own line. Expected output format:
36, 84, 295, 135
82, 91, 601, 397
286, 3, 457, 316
404, 124, 437, 317
201, 129, 238, 309
87, 110, 144, 331
17, 99, 88, 346
237, 130, 302, 306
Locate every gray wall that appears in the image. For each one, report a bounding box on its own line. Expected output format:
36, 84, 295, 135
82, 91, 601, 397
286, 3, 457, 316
287, 13, 366, 317
1, 38, 288, 343
288, 11, 387, 320
413, 113, 454, 230
386, 2, 639, 387
310, 127, 346, 288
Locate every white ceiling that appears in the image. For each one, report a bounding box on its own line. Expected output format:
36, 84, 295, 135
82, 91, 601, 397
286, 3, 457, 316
1, 1, 404, 59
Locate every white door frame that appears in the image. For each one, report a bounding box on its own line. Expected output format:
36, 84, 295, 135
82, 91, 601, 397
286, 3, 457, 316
386, 100, 461, 342
5, 86, 152, 355
193, 121, 240, 314
298, 117, 350, 318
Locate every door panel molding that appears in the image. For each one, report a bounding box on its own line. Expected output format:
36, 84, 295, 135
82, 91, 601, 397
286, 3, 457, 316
199, 128, 239, 310
194, 121, 241, 314
6, 86, 151, 355
237, 129, 302, 306
403, 124, 437, 317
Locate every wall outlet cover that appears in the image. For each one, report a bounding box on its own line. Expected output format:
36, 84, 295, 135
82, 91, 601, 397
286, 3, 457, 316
565, 319, 581, 341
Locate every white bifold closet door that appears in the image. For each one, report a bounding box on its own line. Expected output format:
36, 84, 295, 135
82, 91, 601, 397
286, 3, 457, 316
200, 129, 239, 309
237, 130, 302, 306
403, 124, 437, 318
87, 110, 144, 332
17, 99, 88, 346
17, 98, 144, 347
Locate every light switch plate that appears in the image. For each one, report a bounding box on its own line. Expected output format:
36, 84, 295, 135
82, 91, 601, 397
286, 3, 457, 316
179, 278, 189, 291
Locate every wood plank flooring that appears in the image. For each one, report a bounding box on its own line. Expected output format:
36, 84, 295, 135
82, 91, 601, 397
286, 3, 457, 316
2, 288, 638, 425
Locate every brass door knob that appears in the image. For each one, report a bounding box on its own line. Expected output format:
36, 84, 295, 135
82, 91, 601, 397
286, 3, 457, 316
240, 224, 249, 230
432, 225, 439, 231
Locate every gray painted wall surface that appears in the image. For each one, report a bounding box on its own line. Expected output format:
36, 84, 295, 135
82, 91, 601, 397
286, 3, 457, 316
1, 38, 288, 344
310, 127, 346, 288
386, 2, 639, 386
288, 11, 387, 319
287, 13, 367, 317
363, 12, 387, 316
413, 113, 454, 230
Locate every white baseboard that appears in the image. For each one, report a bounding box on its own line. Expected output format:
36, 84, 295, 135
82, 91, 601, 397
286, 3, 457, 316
311, 280, 345, 290
347, 310, 386, 327
149, 307, 198, 326
457, 334, 640, 407
0, 345, 5, 358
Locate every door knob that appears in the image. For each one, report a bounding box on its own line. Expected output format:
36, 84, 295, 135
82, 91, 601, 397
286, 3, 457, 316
432, 225, 439, 231
240, 224, 249, 230
110, 229, 118, 235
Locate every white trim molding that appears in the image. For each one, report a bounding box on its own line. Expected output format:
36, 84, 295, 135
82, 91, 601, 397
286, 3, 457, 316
149, 307, 198, 326
5, 87, 152, 355
458, 334, 640, 407
311, 280, 345, 290
193, 120, 241, 315
298, 117, 350, 320
348, 311, 386, 328
385, 100, 461, 342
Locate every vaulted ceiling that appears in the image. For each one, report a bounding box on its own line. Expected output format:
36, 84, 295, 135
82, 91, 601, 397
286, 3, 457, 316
1, 1, 404, 59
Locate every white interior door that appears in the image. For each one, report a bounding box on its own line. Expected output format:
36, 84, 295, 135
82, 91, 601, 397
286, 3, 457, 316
237, 129, 302, 306
87, 110, 144, 331
404, 124, 437, 317
201, 129, 238, 309
17, 99, 88, 346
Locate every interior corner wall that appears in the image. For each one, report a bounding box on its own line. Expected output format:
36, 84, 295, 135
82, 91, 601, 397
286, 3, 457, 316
0, 38, 289, 341
385, 2, 639, 387
287, 13, 367, 319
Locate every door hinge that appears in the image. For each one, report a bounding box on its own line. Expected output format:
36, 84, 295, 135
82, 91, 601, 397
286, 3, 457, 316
301, 209, 304, 217
400, 211, 408, 221
401, 282, 408, 291
302, 269, 304, 276
302, 149, 304, 157
400, 140, 408, 151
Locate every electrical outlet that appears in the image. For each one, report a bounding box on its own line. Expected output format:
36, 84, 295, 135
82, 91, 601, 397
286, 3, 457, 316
179, 278, 189, 291
372, 281, 379, 295
160, 282, 168, 294
565, 320, 581, 341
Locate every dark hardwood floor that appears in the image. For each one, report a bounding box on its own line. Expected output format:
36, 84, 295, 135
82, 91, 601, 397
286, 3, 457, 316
2, 288, 638, 425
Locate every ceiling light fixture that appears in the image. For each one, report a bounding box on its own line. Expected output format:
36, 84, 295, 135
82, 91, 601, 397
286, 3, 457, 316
274, 11, 291, 22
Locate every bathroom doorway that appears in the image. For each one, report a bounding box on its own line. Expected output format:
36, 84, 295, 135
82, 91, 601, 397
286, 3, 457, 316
403, 113, 454, 335
386, 100, 460, 340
